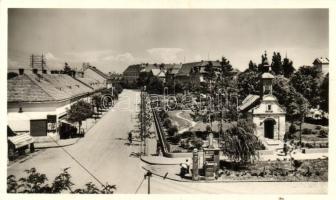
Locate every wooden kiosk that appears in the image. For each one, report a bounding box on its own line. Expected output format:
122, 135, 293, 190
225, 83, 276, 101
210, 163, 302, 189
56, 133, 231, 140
202, 133, 220, 180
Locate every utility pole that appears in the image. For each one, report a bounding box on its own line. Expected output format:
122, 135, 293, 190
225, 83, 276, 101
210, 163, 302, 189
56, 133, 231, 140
30, 54, 34, 68
140, 88, 143, 154
144, 171, 152, 194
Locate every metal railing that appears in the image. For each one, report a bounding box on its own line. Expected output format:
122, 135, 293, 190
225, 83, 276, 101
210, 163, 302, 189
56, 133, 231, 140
151, 106, 170, 154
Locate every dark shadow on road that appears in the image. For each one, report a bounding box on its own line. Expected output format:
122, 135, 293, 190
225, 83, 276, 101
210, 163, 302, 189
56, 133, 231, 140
129, 152, 142, 158
124, 142, 140, 146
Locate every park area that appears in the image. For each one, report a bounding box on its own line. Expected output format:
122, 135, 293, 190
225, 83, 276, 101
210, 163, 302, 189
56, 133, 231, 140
157, 108, 265, 153
144, 157, 328, 182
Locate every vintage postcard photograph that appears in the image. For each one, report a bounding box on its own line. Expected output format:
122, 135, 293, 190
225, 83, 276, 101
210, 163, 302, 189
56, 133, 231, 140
1, 1, 334, 199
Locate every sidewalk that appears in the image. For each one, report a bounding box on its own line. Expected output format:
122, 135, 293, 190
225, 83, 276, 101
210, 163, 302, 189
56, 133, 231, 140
35, 108, 112, 149
141, 155, 187, 165
35, 137, 80, 149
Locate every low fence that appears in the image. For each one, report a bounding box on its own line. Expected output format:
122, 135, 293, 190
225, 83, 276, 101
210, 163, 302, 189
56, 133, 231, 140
151, 106, 171, 154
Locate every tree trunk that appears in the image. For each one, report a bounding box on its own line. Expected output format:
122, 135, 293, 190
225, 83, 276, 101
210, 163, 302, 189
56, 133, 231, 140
79, 121, 82, 136
299, 114, 303, 147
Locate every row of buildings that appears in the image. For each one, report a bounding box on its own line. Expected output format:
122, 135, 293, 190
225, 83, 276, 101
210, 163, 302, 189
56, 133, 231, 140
123, 57, 329, 89
7, 65, 114, 149
123, 60, 240, 90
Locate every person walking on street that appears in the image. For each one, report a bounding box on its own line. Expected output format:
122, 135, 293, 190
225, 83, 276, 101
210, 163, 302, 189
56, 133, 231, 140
128, 131, 133, 145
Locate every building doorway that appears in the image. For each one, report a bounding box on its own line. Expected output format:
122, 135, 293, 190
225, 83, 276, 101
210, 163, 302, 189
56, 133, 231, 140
30, 119, 47, 136
264, 118, 276, 139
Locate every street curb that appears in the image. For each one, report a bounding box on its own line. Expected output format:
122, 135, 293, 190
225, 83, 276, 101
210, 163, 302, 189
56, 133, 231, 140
140, 156, 181, 166
35, 138, 81, 149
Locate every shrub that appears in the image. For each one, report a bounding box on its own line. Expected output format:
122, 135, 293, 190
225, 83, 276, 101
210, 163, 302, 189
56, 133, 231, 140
169, 135, 181, 144
289, 123, 297, 134
315, 125, 322, 130
163, 118, 172, 129
292, 159, 303, 171
255, 140, 266, 150
190, 137, 203, 150
180, 131, 193, 139
167, 125, 178, 137
302, 128, 312, 135
7, 168, 116, 193
284, 131, 293, 141
305, 143, 314, 148
319, 129, 328, 138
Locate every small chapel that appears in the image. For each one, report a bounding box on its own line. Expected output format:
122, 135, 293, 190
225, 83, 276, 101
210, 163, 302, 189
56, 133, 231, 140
239, 53, 286, 147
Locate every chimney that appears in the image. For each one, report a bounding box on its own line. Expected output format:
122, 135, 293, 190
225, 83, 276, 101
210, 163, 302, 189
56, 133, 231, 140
19, 68, 24, 75
33, 68, 38, 74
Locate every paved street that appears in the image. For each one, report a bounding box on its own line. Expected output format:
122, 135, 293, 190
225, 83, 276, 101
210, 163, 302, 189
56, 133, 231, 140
8, 89, 327, 194
8, 89, 145, 194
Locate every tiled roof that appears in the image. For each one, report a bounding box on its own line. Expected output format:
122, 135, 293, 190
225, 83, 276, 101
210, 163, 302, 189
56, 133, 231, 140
239, 94, 260, 111
88, 66, 109, 79
123, 64, 142, 75
30, 74, 92, 98
177, 61, 221, 76
164, 63, 182, 70
8, 74, 55, 102
76, 77, 104, 91
177, 62, 202, 76
167, 68, 180, 75
8, 73, 93, 103
157, 70, 166, 77
313, 57, 329, 64
140, 64, 157, 73
151, 69, 164, 76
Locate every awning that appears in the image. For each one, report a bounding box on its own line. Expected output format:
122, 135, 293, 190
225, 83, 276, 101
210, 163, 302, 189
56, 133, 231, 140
7, 113, 30, 132
8, 133, 34, 149
59, 119, 74, 125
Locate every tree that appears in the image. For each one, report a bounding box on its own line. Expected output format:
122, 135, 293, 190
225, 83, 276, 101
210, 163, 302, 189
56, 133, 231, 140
167, 125, 178, 137
67, 100, 93, 135
320, 73, 329, 112
147, 76, 164, 94
204, 61, 216, 94
288, 94, 309, 146
63, 62, 73, 75
248, 60, 257, 72
221, 120, 260, 165
283, 57, 295, 78
220, 57, 233, 77
8, 72, 18, 79
7, 168, 116, 193
271, 52, 283, 75
290, 66, 322, 106
237, 69, 260, 100
92, 94, 105, 113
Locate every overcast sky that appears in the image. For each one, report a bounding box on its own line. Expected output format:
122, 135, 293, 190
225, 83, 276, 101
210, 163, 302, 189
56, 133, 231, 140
8, 9, 328, 73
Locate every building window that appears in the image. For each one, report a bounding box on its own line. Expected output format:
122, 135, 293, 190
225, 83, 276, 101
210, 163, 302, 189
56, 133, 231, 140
267, 105, 272, 111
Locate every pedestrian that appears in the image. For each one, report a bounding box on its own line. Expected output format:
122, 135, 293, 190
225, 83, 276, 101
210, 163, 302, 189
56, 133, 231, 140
185, 159, 190, 174
128, 131, 133, 145
180, 163, 188, 178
